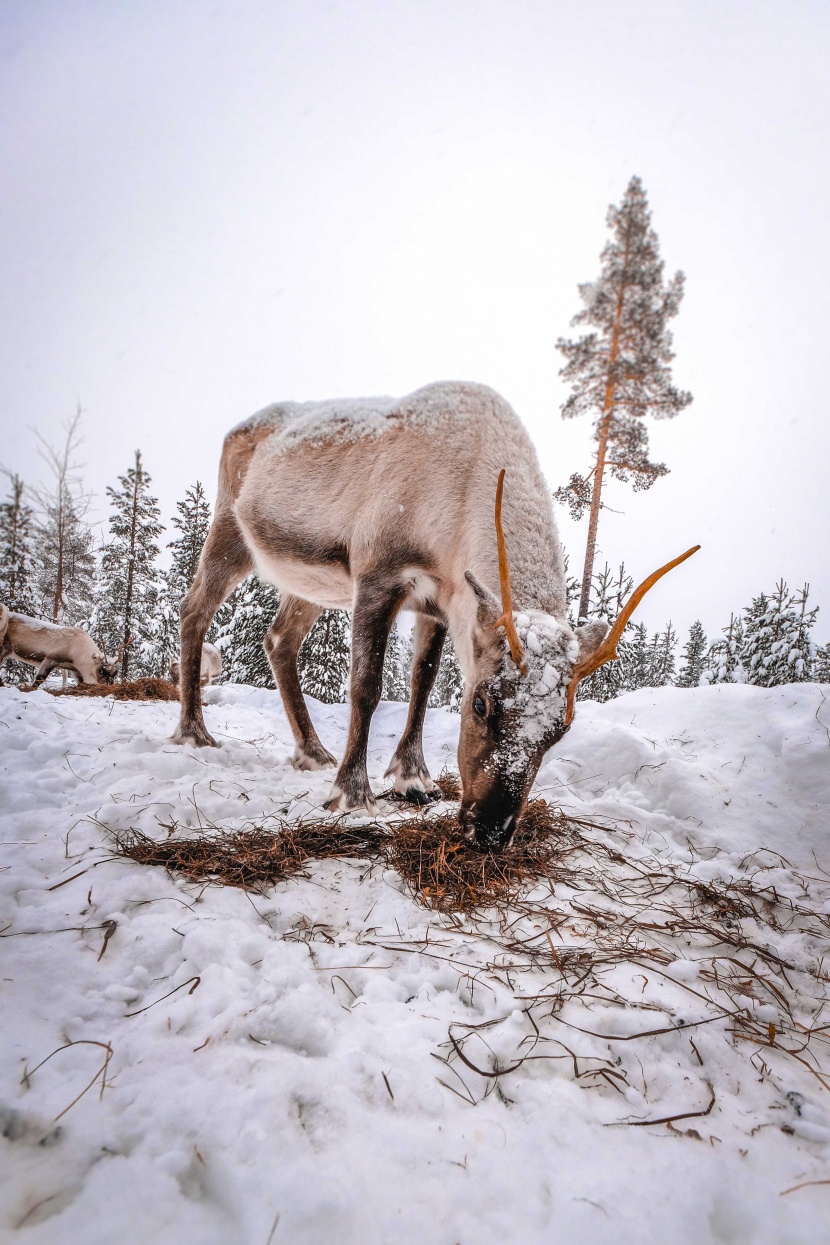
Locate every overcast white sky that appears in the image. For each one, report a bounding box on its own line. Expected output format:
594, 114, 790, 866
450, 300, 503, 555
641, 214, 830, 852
1, 0, 828, 642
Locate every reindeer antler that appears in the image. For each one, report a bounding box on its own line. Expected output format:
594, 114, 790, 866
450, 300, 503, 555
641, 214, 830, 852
564, 544, 701, 725
493, 469, 528, 676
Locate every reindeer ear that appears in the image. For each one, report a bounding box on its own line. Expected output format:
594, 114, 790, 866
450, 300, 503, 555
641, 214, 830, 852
574, 620, 610, 663
465, 571, 500, 625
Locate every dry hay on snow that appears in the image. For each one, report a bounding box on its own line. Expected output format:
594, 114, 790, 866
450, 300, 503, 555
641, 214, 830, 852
114, 796, 574, 913
118, 820, 388, 893
48, 677, 180, 701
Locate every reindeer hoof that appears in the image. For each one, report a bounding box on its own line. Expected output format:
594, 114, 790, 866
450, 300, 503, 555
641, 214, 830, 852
171, 723, 218, 748
324, 782, 378, 816
292, 744, 337, 771
404, 786, 439, 806
388, 771, 441, 804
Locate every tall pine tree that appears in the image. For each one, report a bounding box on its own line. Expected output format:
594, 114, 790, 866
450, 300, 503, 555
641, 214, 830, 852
0, 472, 38, 615
555, 177, 692, 620
92, 451, 163, 678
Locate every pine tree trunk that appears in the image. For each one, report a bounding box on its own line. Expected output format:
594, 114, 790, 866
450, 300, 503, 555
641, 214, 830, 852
577, 228, 632, 621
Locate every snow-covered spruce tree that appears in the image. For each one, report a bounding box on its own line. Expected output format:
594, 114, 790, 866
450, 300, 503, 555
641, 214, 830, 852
31, 409, 96, 623
157, 482, 213, 678
576, 562, 634, 703
814, 642, 830, 683
779, 584, 817, 684
431, 634, 464, 712
0, 472, 38, 615
622, 622, 653, 692
382, 621, 411, 701
646, 622, 678, 687
298, 609, 351, 703
216, 576, 280, 686
741, 581, 817, 687
554, 176, 692, 621
702, 614, 746, 685
740, 592, 771, 686
91, 451, 163, 678
676, 620, 707, 687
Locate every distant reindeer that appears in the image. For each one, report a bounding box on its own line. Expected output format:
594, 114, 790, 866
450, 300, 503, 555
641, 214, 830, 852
0, 606, 120, 687
173, 382, 697, 851
170, 642, 222, 688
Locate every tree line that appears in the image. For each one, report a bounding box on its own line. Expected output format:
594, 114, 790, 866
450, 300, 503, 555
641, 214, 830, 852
2, 176, 825, 702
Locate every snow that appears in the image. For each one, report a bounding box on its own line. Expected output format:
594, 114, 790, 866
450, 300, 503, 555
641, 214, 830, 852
233, 395, 397, 449
2, 681, 830, 1243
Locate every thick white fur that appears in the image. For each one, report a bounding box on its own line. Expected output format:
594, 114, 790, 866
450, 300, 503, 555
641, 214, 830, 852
231, 381, 568, 674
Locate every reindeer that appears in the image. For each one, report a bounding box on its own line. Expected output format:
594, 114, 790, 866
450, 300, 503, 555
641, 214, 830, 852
170, 642, 222, 688
0, 606, 120, 687
173, 382, 698, 850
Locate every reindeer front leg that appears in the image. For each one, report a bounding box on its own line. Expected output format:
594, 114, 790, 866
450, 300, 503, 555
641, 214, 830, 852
32, 658, 57, 687
325, 573, 402, 814
385, 614, 446, 803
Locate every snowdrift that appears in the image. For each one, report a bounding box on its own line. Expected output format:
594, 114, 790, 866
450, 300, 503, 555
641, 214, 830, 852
1, 682, 829, 1244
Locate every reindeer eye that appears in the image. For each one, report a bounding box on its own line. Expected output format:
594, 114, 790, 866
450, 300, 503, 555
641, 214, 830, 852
473, 696, 487, 718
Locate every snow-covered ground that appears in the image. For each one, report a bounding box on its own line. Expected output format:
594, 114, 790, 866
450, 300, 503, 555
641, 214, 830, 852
1, 681, 829, 1244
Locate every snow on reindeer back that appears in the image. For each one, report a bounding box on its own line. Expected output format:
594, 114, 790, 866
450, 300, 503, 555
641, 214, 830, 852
232, 382, 496, 453
494, 610, 578, 772
232, 396, 398, 451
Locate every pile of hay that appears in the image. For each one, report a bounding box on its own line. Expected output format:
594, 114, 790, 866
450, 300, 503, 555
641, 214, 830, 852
49, 677, 179, 702
117, 821, 388, 892
115, 791, 574, 912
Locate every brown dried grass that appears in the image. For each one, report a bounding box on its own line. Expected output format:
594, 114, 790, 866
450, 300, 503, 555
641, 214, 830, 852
115, 794, 574, 912
48, 677, 180, 702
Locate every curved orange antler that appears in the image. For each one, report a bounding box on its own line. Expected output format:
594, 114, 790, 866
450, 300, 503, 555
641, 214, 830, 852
493, 469, 528, 676
564, 544, 701, 725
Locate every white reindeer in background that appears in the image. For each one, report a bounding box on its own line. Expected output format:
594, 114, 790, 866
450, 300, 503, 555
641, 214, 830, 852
173, 382, 697, 851
0, 606, 120, 687
170, 642, 222, 688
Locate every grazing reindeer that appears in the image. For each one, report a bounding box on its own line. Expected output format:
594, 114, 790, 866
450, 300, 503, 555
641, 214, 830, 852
170, 642, 222, 688
174, 382, 697, 850
0, 606, 120, 687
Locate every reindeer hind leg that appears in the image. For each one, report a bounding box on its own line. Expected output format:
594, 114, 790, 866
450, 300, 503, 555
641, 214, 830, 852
264, 595, 336, 770
173, 511, 252, 747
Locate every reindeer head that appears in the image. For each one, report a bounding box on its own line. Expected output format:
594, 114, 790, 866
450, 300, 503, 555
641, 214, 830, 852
97, 657, 120, 683
457, 470, 699, 852
98, 635, 132, 684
